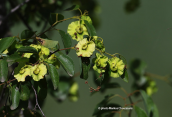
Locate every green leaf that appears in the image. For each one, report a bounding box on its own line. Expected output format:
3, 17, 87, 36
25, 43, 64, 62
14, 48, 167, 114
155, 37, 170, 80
0, 59, 8, 82
84, 20, 96, 36
80, 57, 90, 80
64, 5, 80, 11
46, 63, 59, 90
0, 37, 16, 54
93, 70, 104, 86
20, 84, 30, 101
5, 53, 21, 63
21, 30, 35, 39
37, 78, 47, 100
152, 104, 159, 117
4, 53, 21, 66
17, 46, 38, 53
40, 38, 59, 48
140, 90, 159, 117
55, 51, 74, 77
134, 106, 148, 117
49, 13, 64, 26
58, 30, 72, 54
10, 87, 20, 110
121, 68, 129, 83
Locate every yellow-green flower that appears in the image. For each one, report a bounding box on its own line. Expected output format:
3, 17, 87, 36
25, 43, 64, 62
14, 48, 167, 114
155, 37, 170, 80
45, 54, 56, 64
81, 15, 92, 24
30, 64, 47, 81
67, 21, 88, 41
94, 39, 105, 53
76, 38, 95, 57
14, 65, 31, 82
45, 54, 60, 69
108, 57, 125, 78
40, 46, 50, 56
93, 53, 108, 73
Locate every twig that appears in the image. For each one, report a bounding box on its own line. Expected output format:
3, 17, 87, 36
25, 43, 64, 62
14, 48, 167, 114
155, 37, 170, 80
29, 81, 46, 117
128, 96, 133, 117
48, 47, 74, 57
8, 0, 32, 30
0, 79, 16, 86
38, 17, 76, 37
0, 0, 30, 26
144, 72, 172, 86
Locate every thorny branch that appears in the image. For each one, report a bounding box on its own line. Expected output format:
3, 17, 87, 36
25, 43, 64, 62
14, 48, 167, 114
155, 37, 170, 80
29, 81, 46, 117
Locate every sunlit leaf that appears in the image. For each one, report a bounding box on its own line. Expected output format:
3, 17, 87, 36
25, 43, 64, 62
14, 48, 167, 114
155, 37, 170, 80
41, 39, 58, 49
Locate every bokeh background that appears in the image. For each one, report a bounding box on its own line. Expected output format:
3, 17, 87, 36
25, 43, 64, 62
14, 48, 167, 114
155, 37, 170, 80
2, 0, 172, 116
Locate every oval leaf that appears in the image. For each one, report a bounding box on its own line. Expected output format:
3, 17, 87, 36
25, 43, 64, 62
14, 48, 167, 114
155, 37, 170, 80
134, 106, 148, 117
36, 37, 58, 48
10, 87, 20, 110
55, 51, 74, 77
64, 5, 80, 11
84, 20, 97, 36
121, 68, 129, 83
17, 46, 38, 53
46, 63, 59, 90
0, 59, 8, 82
140, 90, 157, 117
21, 30, 35, 39
20, 84, 30, 101
49, 13, 64, 26
0, 37, 16, 54
58, 30, 72, 54
80, 57, 90, 80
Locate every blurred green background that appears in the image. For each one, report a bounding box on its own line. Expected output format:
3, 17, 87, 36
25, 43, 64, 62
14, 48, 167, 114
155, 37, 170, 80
9, 0, 172, 117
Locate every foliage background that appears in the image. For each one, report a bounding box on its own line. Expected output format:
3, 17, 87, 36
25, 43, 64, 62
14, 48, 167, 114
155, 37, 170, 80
7, 0, 172, 117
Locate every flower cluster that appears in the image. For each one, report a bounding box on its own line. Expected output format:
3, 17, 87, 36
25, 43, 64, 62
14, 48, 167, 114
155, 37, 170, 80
67, 13, 126, 78
14, 45, 60, 82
